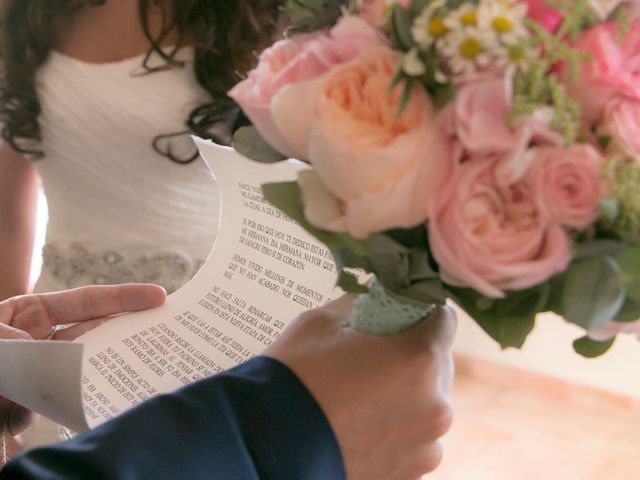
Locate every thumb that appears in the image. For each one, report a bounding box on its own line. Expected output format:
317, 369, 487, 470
307, 293, 359, 330
401, 304, 457, 351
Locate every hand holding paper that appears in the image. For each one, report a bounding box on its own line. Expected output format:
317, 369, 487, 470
0, 284, 166, 437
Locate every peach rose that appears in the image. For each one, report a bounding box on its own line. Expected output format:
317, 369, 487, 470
357, 0, 410, 26
530, 145, 606, 229
275, 48, 453, 238
601, 97, 640, 160
564, 21, 640, 125
228, 15, 386, 157
429, 157, 570, 298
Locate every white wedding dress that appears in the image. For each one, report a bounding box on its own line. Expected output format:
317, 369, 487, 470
32, 46, 219, 295
21, 47, 219, 447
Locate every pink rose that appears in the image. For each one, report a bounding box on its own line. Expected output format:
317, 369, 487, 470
229, 15, 387, 157
438, 75, 563, 182
523, 0, 563, 32
276, 48, 453, 238
530, 145, 606, 229
601, 97, 640, 159
564, 21, 640, 125
429, 157, 570, 298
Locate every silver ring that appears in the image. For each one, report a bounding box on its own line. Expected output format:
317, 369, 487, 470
46, 325, 58, 340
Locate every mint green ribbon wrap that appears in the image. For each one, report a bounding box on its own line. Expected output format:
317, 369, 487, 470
350, 280, 435, 336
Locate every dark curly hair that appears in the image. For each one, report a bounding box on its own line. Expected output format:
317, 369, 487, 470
0, 0, 282, 162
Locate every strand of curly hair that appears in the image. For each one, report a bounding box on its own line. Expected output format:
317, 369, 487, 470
0, 0, 282, 162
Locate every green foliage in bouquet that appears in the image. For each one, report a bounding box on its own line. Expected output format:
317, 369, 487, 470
572, 336, 616, 358
388, 3, 456, 109
282, 0, 348, 32
232, 0, 640, 357
232, 127, 287, 163
602, 157, 640, 239
261, 177, 640, 357
261, 181, 447, 306
511, 4, 594, 145
449, 284, 547, 349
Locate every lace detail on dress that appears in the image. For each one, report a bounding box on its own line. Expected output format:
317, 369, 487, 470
42, 242, 203, 294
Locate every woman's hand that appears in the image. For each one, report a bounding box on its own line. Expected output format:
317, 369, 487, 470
0, 284, 166, 441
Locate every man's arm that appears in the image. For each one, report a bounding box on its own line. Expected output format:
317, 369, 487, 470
2, 294, 456, 480
1, 357, 344, 480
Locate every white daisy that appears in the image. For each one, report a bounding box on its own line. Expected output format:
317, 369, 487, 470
438, 26, 494, 76
411, 0, 448, 49
443, 2, 480, 31
478, 0, 528, 44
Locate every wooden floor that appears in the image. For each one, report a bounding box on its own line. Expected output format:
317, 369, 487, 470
429, 356, 640, 479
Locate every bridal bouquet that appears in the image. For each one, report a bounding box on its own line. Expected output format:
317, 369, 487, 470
229, 0, 640, 357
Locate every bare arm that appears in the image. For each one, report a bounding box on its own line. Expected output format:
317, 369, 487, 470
0, 143, 39, 301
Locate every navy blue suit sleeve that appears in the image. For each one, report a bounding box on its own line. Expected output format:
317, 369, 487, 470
1, 357, 345, 480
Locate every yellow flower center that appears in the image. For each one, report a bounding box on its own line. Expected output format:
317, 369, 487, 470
508, 44, 525, 62
458, 37, 483, 59
428, 17, 448, 37
460, 11, 477, 26
492, 16, 514, 33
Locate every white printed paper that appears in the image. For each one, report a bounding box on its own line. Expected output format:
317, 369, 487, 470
0, 139, 343, 431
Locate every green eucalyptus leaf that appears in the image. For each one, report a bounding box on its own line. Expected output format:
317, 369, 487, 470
546, 273, 565, 315
365, 232, 439, 298
433, 82, 456, 106
573, 336, 616, 358
402, 279, 446, 304
366, 234, 410, 291
614, 296, 640, 322
337, 270, 369, 294
332, 247, 373, 272
447, 0, 478, 8
389, 67, 406, 90
386, 225, 428, 249
232, 127, 287, 163
598, 197, 620, 223
495, 283, 550, 318
408, 249, 439, 282
397, 79, 415, 117
411, 0, 431, 14
283, 0, 345, 32
390, 4, 414, 51
573, 239, 625, 260
562, 256, 626, 330
617, 246, 640, 301
449, 285, 547, 349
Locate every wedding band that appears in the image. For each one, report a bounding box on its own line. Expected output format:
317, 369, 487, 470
46, 325, 58, 340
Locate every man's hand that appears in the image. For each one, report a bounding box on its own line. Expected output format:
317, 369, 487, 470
266, 295, 457, 480
0, 284, 166, 439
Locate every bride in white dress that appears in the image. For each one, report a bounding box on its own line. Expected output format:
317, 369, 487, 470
0, 0, 280, 451
0, 0, 280, 299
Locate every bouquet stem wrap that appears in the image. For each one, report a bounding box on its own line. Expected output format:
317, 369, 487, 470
351, 280, 435, 336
